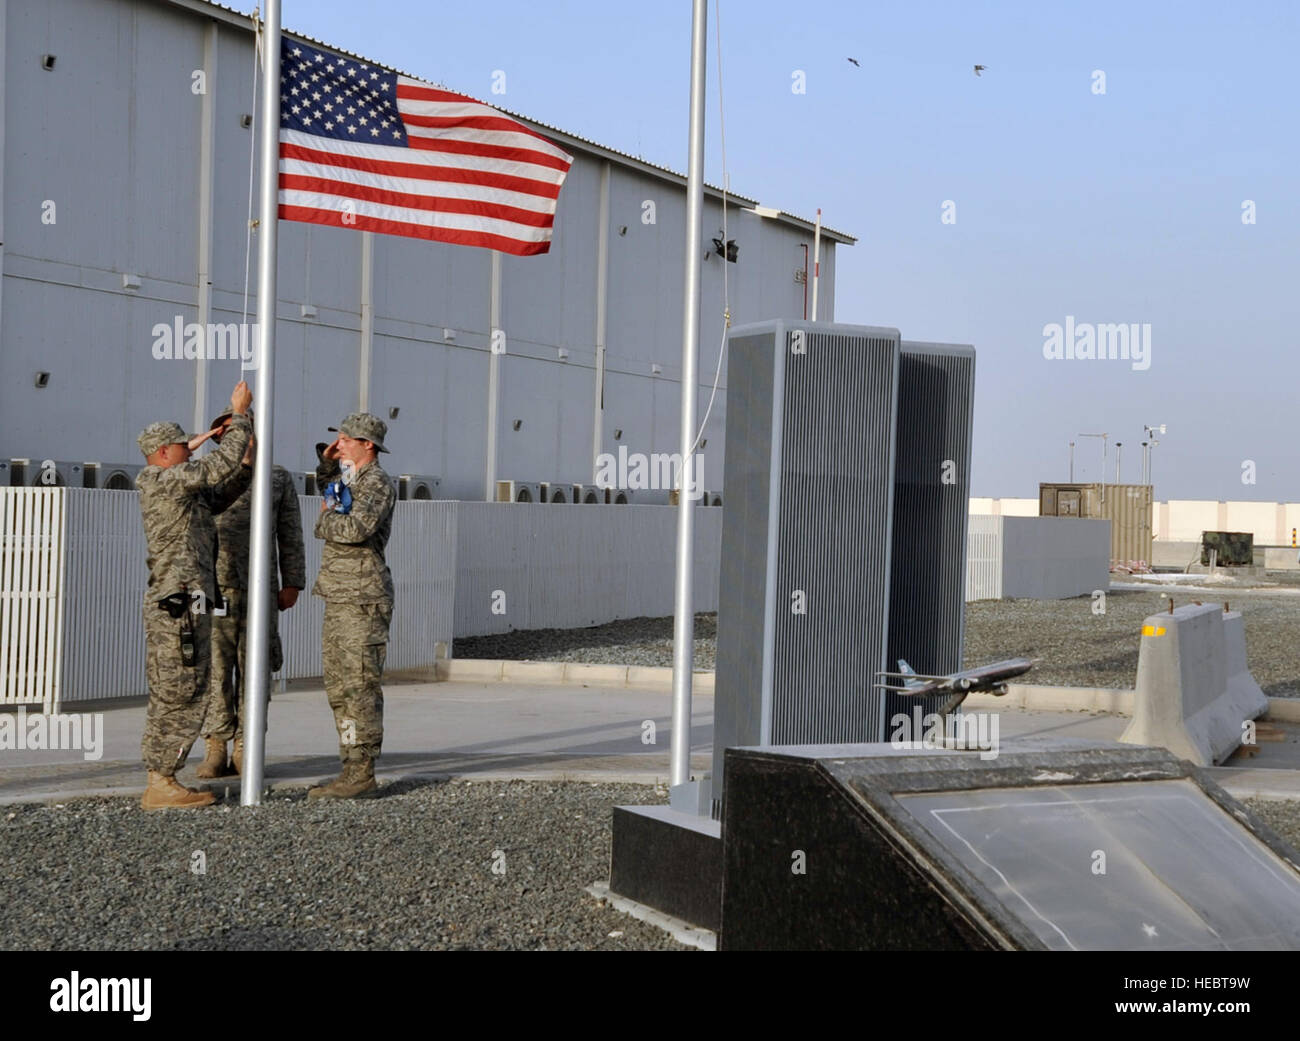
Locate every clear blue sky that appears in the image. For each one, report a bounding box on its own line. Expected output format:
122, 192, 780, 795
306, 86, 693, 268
279, 0, 1298, 501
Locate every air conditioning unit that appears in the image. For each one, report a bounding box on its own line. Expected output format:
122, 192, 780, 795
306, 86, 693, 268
302, 472, 319, 496
399, 474, 441, 501
610, 488, 634, 505
540, 481, 569, 504
85, 461, 142, 490
10, 459, 91, 488
581, 485, 604, 505
1, 459, 24, 486
667, 488, 720, 506
495, 480, 541, 503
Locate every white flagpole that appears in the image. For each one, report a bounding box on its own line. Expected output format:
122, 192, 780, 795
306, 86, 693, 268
669, 0, 707, 794
242, 0, 281, 806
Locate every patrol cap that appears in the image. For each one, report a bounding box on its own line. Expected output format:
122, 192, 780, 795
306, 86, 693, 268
208, 408, 252, 434
328, 412, 389, 453
137, 421, 192, 457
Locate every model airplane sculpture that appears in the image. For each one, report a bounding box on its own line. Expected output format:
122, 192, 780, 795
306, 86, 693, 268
874, 657, 1037, 698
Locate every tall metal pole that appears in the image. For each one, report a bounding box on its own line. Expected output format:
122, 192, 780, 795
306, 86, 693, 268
242, 0, 281, 806
1068, 441, 1074, 481
810, 207, 822, 321
669, 0, 707, 791
1115, 442, 1122, 483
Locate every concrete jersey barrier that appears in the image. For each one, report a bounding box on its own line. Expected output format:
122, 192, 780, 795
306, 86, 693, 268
1120, 602, 1267, 765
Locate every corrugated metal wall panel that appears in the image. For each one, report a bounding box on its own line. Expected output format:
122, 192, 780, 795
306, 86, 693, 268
711, 331, 778, 786
453, 502, 723, 636
277, 498, 326, 683
60, 488, 148, 703
885, 342, 976, 722
265, 498, 460, 678
713, 321, 902, 796
772, 327, 899, 745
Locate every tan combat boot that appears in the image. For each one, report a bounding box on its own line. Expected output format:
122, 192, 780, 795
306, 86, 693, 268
307, 758, 377, 800
195, 738, 231, 779
231, 737, 244, 775
141, 770, 216, 810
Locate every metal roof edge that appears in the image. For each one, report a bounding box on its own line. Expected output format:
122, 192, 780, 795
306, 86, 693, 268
151, 0, 856, 245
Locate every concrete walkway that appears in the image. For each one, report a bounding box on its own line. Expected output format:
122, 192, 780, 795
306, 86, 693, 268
2, 678, 1297, 804
0, 678, 714, 804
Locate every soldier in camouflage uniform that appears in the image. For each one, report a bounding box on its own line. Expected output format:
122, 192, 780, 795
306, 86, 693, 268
196, 409, 307, 778
135, 381, 254, 810
309, 412, 396, 800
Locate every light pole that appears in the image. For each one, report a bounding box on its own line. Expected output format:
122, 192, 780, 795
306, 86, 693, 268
1078, 432, 1108, 502
1143, 424, 1165, 487
1115, 442, 1123, 483
1068, 440, 1075, 481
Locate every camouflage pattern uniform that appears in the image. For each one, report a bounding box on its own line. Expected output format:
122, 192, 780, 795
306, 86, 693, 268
202, 463, 307, 743
136, 416, 252, 776
314, 415, 396, 766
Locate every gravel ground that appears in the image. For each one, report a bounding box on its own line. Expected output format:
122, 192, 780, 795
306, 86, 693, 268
454, 584, 1300, 695
0, 780, 688, 951
456, 614, 719, 671
1244, 799, 1300, 857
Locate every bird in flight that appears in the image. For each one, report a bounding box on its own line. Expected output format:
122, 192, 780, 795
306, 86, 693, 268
847, 57, 860, 67
973, 64, 988, 76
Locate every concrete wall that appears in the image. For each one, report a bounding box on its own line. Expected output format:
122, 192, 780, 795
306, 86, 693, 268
1001, 517, 1111, 599
0, 0, 844, 502
975, 498, 1300, 548
968, 497, 1038, 517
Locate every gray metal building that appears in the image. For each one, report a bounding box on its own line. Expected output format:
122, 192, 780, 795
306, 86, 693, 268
0, 0, 851, 500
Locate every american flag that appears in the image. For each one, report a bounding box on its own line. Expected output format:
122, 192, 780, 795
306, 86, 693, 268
278, 40, 574, 256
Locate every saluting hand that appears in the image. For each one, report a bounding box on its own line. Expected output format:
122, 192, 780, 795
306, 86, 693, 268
230, 380, 253, 415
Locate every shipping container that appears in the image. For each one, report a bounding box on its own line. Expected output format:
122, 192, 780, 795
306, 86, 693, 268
1040, 483, 1153, 565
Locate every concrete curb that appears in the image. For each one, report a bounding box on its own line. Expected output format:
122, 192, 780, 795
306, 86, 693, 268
966, 684, 1136, 715
436, 661, 1291, 720
439, 658, 715, 693
585, 881, 716, 951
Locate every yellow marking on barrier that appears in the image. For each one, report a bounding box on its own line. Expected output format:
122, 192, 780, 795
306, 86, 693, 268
1141, 625, 1167, 637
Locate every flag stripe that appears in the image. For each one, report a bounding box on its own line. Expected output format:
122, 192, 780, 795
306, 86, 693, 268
281, 137, 563, 199
282, 157, 557, 213
279, 204, 555, 256
280, 189, 557, 242
280, 174, 557, 227
403, 129, 574, 173
396, 80, 568, 152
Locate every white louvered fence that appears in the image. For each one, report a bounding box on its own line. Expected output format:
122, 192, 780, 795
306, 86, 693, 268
0, 489, 67, 708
